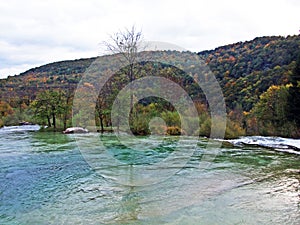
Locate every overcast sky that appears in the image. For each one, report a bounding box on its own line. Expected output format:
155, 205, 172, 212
0, 0, 299, 78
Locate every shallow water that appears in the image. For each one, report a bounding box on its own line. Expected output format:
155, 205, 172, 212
0, 126, 299, 224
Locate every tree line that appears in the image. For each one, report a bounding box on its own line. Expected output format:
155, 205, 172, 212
0, 28, 299, 138
0, 53, 297, 138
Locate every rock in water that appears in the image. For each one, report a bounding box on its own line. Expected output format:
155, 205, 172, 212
63, 127, 88, 134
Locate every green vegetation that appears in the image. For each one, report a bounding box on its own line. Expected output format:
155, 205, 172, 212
30, 90, 73, 131
248, 85, 297, 137
287, 53, 300, 128
0, 34, 300, 138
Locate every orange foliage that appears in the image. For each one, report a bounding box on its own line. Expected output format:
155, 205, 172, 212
0, 101, 14, 117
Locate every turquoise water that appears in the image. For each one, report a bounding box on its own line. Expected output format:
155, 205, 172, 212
0, 126, 299, 224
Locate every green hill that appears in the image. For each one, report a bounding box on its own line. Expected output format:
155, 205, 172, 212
0, 34, 299, 137
1, 35, 299, 110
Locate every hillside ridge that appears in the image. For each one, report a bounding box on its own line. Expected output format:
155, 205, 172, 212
1, 34, 299, 111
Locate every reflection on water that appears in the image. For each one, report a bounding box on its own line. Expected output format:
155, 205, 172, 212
0, 126, 299, 224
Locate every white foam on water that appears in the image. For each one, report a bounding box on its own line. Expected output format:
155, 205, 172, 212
0, 125, 40, 133
225, 136, 300, 155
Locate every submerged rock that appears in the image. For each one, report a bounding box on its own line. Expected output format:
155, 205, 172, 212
63, 127, 88, 134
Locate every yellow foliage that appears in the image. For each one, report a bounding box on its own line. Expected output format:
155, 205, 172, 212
0, 101, 14, 117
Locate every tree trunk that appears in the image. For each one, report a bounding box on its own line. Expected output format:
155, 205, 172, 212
63, 114, 67, 130
129, 65, 134, 110
63, 94, 71, 131
47, 116, 51, 127
52, 113, 56, 131
99, 114, 104, 133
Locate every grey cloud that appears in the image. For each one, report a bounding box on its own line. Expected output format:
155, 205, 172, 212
0, 0, 299, 78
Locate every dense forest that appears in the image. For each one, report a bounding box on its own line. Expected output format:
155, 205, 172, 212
0, 35, 299, 138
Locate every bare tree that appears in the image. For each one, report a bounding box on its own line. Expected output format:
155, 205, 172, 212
103, 26, 144, 110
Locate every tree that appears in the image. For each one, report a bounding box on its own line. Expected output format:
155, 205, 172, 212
31, 90, 65, 130
287, 53, 300, 127
95, 88, 111, 133
0, 101, 14, 127
0, 101, 14, 117
103, 26, 144, 110
251, 85, 295, 136
31, 91, 52, 127
61, 90, 73, 130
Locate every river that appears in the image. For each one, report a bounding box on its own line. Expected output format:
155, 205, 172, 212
0, 125, 299, 224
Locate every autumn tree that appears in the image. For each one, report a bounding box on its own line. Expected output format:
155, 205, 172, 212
251, 85, 296, 136
0, 101, 14, 127
0, 101, 14, 117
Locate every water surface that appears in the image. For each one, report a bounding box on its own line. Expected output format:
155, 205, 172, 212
0, 126, 299, 224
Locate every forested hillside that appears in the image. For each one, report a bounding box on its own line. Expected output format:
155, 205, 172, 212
0, 34, 299, 137
198, 35, 300, 110
0, 57, 96, 103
